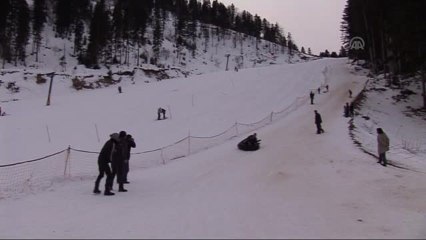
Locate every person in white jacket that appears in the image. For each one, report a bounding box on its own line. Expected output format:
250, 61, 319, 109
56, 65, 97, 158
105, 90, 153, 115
377, 128, 390, 166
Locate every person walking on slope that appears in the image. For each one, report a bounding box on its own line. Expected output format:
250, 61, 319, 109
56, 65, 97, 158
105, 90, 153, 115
94, 133, 122, 196
314, 110, 325, 134
310, 91, 315, 105
123, 134, 136, 183
377, 128, 390, 167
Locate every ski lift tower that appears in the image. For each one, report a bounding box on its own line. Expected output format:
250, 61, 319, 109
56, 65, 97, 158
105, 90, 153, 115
46, 72, 55, 106
225, 53, 231, 71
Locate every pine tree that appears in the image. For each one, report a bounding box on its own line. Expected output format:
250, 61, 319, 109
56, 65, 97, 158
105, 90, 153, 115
14, 0, 30, 66
308, 48, 312, 55
287, 32, 294, 56
187, 0, 199, 57
55, 0, 73, 38
338, 46, 347, 57
0, 0, 12, 66
85, 0, 110, 67
324, 50, 330, 57
152, 1, 164, 64
301, 47, 306, 54
32, 0, 46, 62
175, 0, 188, 63
74, 20, 84, 56
112, 0, 125, 64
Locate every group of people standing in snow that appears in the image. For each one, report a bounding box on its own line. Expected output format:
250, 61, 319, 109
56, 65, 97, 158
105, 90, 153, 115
94, 131, 136, 196
94, 82, 391, 196
312, 86, 390, 167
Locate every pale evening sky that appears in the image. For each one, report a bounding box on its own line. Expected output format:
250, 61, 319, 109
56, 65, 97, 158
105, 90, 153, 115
219, 0, 346, 55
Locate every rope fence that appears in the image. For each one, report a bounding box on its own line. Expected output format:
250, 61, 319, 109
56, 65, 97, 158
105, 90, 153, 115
8, 65, 416, 198
0, 89, 312, 199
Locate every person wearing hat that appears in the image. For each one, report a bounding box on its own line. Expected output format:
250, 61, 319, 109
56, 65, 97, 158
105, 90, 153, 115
377, 128, 390, 166
109, 131, 128, 192
94, 133, 121, 196
122, 134, 136, 184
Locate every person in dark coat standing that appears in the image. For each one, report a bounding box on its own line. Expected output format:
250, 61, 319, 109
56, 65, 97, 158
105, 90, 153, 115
310, 91, 315, 105
314, 110, 325, 134
157, 108, 166, 120
123, 134, 136, 183
349, 89, 353, 98
377, 128, 390, 166
111, 131, 128, 192
94, 133, 121, 196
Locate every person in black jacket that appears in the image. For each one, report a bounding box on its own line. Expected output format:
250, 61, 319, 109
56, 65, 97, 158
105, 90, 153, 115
314, 110, 325, 134
310, 91, 315, 105
94, 133, 121, 196
157, 108, 166, 120
111, 131, 128, 192
123, 134, 136, 184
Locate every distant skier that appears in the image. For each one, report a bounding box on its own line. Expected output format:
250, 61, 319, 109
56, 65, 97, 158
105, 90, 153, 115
238, 133, 261, 151
94, 133, 121, 196
325, 85, 329, 92
377, 128, 390, 167
317, 87, 321, 94
157, 107, 166, 120
118, 86, 122, 94
310, 91, 315, 105
314, 110, 325, 134
349, 89, 353, 98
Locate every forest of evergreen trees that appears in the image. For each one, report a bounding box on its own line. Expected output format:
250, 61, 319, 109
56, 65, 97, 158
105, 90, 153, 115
0, 0, 297, 69
341, 0, 426, 108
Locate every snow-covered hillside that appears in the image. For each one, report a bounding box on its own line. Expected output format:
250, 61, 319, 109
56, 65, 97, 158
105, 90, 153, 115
1, 58, 426, 238
0, 14, 313, 101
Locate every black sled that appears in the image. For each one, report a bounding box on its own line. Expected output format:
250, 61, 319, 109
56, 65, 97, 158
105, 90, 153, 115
238, 134, 261, 151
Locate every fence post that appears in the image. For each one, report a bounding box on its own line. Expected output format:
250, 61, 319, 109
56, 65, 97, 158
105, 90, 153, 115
46, 125, 51, 143
161, 148, 165, 165
187, 130, 191, 156
94, 123, 100, 143
64, 146, 71, 177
